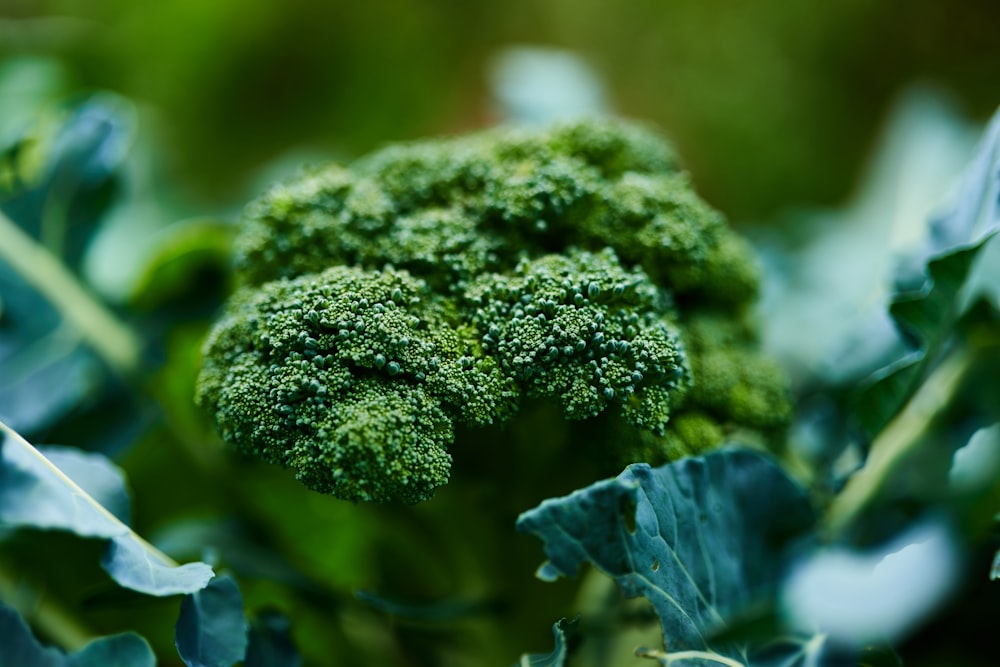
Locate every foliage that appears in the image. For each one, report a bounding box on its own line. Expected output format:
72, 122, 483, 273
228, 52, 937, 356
2, 75, 1000, 667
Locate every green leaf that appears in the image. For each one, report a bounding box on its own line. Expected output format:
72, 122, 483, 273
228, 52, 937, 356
514, 617, 578, 667
0, 95, 142, 438
0, 426, 126, 538
0, 602, 155, 667
855, 105, 1000, 435
127, 217, 233, 316
0, 263, 104, 435
174, 574, 249, 667
781, 520, 959, 644
36, 445, 131, 525
0, 94, 134, 267
65, 633, 156, 667
0, 421, 215, 596
0, 601, 63, 667
636, 636, 832, 667
244, 610, 302, 667
516, 449, 814, 664
101, 535, 215, 597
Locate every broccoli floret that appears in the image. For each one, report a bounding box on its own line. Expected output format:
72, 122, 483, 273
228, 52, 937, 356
197, 118, 788, 503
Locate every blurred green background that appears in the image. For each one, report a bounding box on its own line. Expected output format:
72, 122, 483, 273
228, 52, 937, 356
2, 0, 999, 220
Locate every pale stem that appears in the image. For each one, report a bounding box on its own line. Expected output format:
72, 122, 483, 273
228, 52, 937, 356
0, 209, 143, 377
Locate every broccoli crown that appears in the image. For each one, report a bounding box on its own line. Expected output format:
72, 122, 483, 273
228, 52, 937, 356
196, 118, 786, 503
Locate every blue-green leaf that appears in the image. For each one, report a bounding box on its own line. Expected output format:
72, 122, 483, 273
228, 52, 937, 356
0, 421, 214, 596
0, 94, 138, 438
514, 617, 578, 667
0, 602, 156, 667
175, 574, 249, 667
66, 633, 156, 667
36, 445, 131, 525
856, 105, 1000, 435
0, 602, 63, 667
517, 449, 814, 663
244, 610, 301, 667
102, 535, 215, 597
0, 426, 126, 538
0, 94, 134, 262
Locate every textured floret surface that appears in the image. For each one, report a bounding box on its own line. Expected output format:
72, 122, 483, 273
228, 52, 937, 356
196, 118, 788, 503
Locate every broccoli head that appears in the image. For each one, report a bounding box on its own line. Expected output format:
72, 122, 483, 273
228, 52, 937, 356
196, 118, 789, 503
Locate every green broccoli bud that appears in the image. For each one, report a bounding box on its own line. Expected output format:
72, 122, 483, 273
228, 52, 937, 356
465, 248, 686, 429
197, 118, 787, 503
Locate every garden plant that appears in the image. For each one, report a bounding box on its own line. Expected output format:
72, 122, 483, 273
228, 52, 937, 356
1, 90, 1000, 667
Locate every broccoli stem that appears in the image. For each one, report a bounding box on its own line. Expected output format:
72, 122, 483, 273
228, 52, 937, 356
0, 209, 143, 379
825, 344, 975, 535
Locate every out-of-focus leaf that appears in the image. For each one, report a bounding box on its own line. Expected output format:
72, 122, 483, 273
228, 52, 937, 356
244, 610, 301, 667
516, 448, 815, 664
855, 105, 1000, 435
36, 445, 131, 525
0, 263, 104, 435
754, 90, 978, 388
0, 57, 67, 170
0, 94, 134, 265
0, 423, 125, 538
65, 633, 156, 667
127, 217, 233, 314
175, 574, 249, 667
101, 535, 215, 597
489, 46, 608, 124
0, 601, 63, 667
637, 636, 834, 667
781, 520, 960, 645
151, 518, 316, 590
0, 95, 139, 439
0, 602, 155, 667
949, 424, 1000, 493
0, 422, 215, 596
514, 617, 578, 667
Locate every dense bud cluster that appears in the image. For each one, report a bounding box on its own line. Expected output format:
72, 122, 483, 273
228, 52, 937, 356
197, 118, 789, 503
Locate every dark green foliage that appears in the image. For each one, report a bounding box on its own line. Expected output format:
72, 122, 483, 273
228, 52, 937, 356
197, 119, 790, 503
175, 575, 249, 667
0, 602, 156, 667
0, 96, 135, 439
516, 448, 820, 665
854, 108, 1000, 436
0, 424, 215, 595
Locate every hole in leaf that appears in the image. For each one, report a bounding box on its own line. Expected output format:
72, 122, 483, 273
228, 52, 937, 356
620, 496, 637, 534
651, 559, 659, 572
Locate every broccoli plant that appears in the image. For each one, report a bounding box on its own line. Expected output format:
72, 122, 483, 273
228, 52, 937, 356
8, 90, 1000, 667
195, 119, 790, 503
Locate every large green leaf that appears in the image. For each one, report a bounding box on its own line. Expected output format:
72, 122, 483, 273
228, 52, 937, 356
0, 95, 141, 441
0, 94, 134, 267
36, 445, 131, 525
65, 633, 157, 667
174, 574, 249, 667
0, 602, 155, 667
0, 421, 214, 596
516, 449, 815, 665
855, 105, 1000, 435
